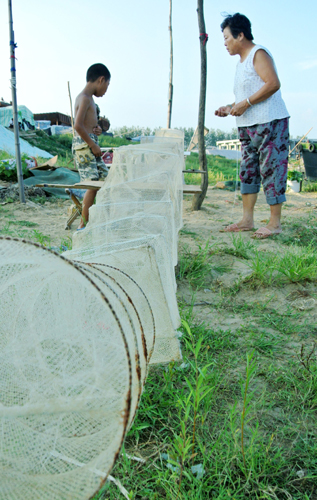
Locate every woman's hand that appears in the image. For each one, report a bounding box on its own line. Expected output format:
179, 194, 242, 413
215, 105, 232, 117
230, 100, 250, 117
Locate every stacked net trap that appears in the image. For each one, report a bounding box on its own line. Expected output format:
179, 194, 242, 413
0, 129, 185, 499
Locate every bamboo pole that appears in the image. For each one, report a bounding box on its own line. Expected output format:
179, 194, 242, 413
289, 127, 313, 155
167, 0, 173, 128
191, 0, 208, 211
8, 0, 25, 203
68, 81, 75, 136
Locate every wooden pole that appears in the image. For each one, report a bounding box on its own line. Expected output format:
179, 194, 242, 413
167, 0, 173, 128
289, 127, 313, 155
191, 0, 208, 211
8, 0, 25, 203
68, 81, 75, 136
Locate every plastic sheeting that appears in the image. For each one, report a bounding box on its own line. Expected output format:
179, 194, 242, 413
0, 105, 35, 128
24, 167, 80, 198
0, 125, 53, 158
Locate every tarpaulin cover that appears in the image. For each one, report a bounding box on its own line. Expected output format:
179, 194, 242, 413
0, 125, 53, 158
0, 105, 35, 128
24, 167, 80, 198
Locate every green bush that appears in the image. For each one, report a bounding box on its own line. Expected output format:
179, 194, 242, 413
287, 170, 303, 182
0, 154, 33, 182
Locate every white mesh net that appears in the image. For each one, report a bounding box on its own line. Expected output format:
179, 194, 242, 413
0, 238, 132, 499
0, 129, 184, 499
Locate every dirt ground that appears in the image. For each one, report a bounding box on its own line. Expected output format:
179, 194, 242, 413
1, 185, 316, 245
180, 188, 317, 331
1, 185, 316, 331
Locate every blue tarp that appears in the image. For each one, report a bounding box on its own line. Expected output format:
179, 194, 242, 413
0, 125, 53, 158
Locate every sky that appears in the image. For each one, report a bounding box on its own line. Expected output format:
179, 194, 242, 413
0, 0, 316, 138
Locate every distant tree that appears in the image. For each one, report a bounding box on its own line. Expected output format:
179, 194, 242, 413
111, 126, 154, 138
205, 127, 238, 147
175, 127, 195, 149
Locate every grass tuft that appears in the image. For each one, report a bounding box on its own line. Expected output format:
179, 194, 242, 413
177, 241, 212, 288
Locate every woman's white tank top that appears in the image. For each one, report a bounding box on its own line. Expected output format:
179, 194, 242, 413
234, 44, 289, 127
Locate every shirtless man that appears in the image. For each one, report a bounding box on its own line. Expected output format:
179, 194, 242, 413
73, 63, 111, 229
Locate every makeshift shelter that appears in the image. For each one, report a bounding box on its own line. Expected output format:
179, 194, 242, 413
0, 105, 35, 130
33, 112, 71, 127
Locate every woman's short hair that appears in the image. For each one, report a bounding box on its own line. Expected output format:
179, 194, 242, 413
221, 13, 254, 41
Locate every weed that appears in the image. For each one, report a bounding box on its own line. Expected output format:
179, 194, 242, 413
238, 244, 317, 288
91, 306, 317, 499
246, 330, 284, 356
179, 228, 198, 237
279, 215, 317, 247
0, 222, 29, 238
33, 196, 47, 205
278, 244, 317, 282
260, 309, 306, 336
31, 230, 51, 247
221, 233, 256, 260
302, 180, 317, 192
59, 237, 72, 251
10, 220, 39, 227
177, 240, 212, 288
205, 203, 220, 209
240, 351, 257, 477
244, 250, 278, 287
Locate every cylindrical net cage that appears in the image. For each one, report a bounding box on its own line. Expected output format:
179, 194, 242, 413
0, 128, 185, 499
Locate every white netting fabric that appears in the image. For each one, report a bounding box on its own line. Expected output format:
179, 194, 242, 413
0, 129, 184, 499
0, 238, 132, 499
66, 129, 185, 362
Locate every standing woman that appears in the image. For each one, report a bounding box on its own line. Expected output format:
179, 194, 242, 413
215, 13, 289, 239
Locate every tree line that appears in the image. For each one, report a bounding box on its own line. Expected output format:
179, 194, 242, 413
110, 126, 239, 149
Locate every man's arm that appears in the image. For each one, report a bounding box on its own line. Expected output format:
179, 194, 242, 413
230, 50, 280, 117
74, 96, 102, 156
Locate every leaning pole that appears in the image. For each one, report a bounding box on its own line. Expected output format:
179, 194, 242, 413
8, 0, 25, 203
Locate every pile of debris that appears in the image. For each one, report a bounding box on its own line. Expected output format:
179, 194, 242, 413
0, 185, 47, 203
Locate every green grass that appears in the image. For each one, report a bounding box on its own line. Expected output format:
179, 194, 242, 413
179, 228, 199, 238
184, 152, 239, 185
278, 214, 317, 247
177, 241, 212, 288
98, 135, 133, 147
302, 180, 317, 192
9, 220, 39, 227
177, 235, 317, 292
93, 312, 317, 499
219, 233, 256, 260
23, 130, 72, 156
0, 131, 135, 170
242, 245, 317, 288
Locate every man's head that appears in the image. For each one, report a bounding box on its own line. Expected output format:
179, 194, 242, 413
221, 13, 253, 55
86, 63, 111, 97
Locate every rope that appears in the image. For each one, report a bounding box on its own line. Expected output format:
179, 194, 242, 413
200, 33, 208, 45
